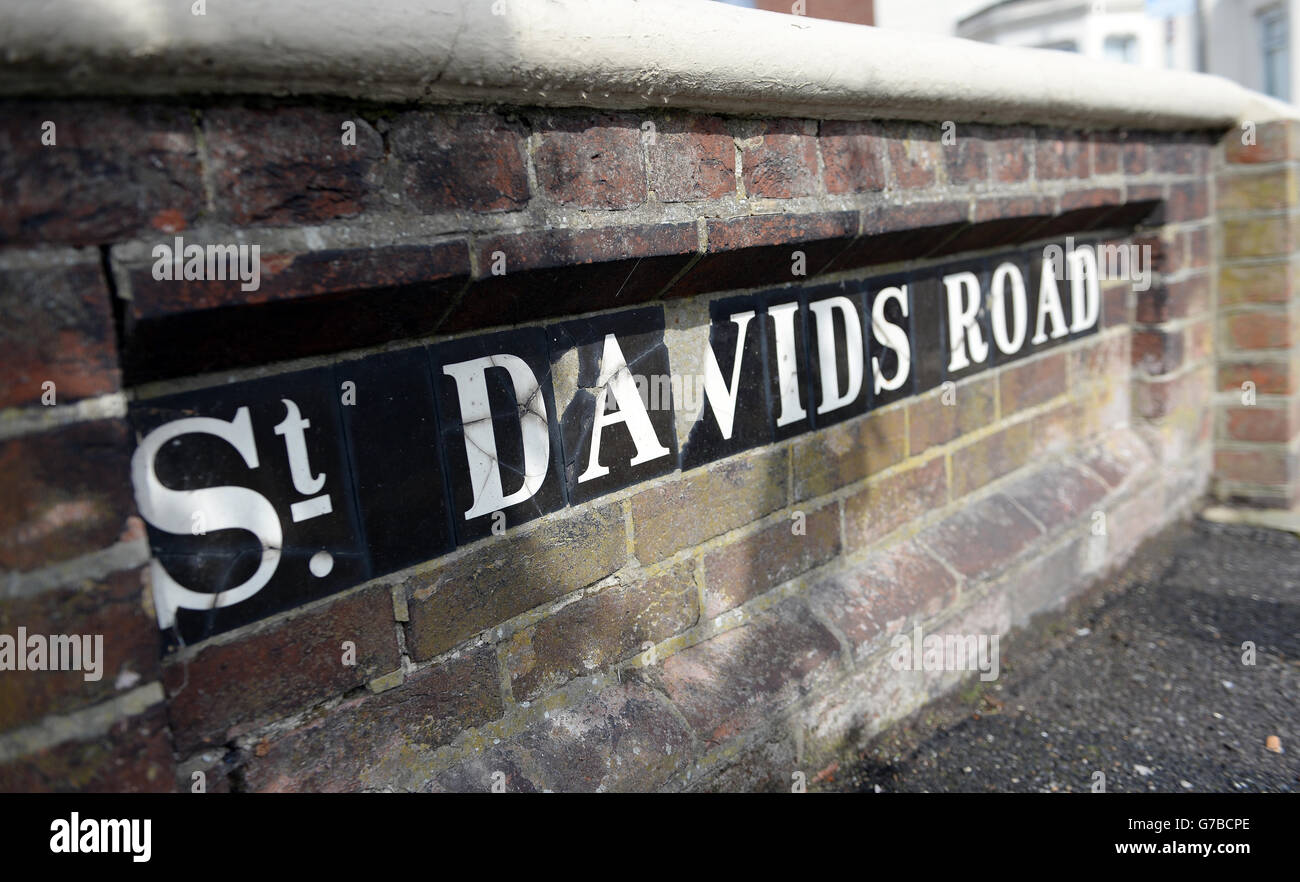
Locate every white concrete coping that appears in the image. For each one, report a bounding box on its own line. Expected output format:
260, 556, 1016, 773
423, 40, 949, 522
0, 0, 1294, 130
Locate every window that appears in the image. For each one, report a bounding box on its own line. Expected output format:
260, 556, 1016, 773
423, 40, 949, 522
1038, 40, 1079, 52
1104, 34, 1139, 64
1260, 6, 1290, 101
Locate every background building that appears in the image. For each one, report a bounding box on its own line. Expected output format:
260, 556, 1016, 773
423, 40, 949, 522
712, 0, 1298, 106
941, 0, 1296, 103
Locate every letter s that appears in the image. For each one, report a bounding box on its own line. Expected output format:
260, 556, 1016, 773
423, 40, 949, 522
131, 407, 282, 630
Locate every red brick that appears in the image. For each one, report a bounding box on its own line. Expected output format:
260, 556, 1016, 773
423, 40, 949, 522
1126, 183, 1166, 210
973, 195, 1055, 224
865, 201, 968, 238
942, 125, 989, 185
658, 597, 839, 747
1224, 405, 1298, 443
1214, 448, 1293, 485
1035, 131, 1089, 179
1090, 132, 1124, 174
0, 101, 201, 246
1218, 360, 1295, 396
163, 583, 401, 753
807, 539, 956, 659
918, 494, 1043, 580
887, 123, 944, 189
1133, 234, 1171, 273
536, 114, 646, 209
646, 115, 734, 201
908, 375, 997, 456
205, 106, 383, 225
1122, 140, 1148, 174
741, 119, 819, 198
792, 405, 907, 501
1167, 181, 1208, 222
1225, 120, 1300, 164
990, 127, 1033, 182
703, 504, 840, 617
0, 705, 173, 793
1003, 462, 1108, 530
1184, 227, 1210, 269
504, 560, 699, 702
388, 110, 529, 212
404, 502, 628, 660
708, 211, 857, 252
631, 449, 787, 564
820, 120, 885, 194
0, 420, 136, 573
239, 646, 502, 792
842, 457, 947, 551
1186, 316, 1214, 363
0, 566, 159, 734
1060, 188, 1121, 211
1223, 311, 1293, 351
1131, 327, 1185, 375
1000, 351, 1067, 413
1103, 281, 1130, 327
1153, 137, 1207, 175
0, 257, 119, 410
1136, 276, 1210, 323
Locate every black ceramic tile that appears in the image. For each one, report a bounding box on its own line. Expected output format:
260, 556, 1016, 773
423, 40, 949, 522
805, 280, 871, 429
757, 288, 816, 442
1026, 244, 1075, 355
429, 327, 566, 544
548, 307, 678, 505
937, 258, 994, 383
679, 294, 772, 471
865, 272, 917, 408
909, 273, 946, 395
985, 252, 1036, 366
335, 347, 454, 576
1065, 235, 1105, 341
130, 368, 369, 647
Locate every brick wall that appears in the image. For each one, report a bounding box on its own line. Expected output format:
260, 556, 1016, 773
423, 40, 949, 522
1214, 121, 1300, 507
0, 99, 1233, 791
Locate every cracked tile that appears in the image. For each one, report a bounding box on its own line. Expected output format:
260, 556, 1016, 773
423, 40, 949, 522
428, 327, 567, 544
548, 307, 679, 505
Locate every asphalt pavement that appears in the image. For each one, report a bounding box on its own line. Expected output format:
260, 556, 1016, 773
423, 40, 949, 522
838, 517, 1300, 793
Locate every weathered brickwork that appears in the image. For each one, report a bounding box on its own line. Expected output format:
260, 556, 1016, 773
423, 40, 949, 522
0, 98, 1240, 792
1214, 120, 1300, 507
